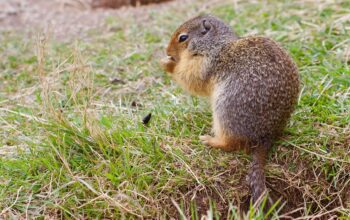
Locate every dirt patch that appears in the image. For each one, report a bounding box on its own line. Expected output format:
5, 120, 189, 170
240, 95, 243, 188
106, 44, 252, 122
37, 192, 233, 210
0, 0, 176, 40
159, 147, 348, 219
91, 0, 172, 9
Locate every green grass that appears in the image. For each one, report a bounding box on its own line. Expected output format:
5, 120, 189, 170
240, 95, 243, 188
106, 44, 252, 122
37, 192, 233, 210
0, 0, 349, 219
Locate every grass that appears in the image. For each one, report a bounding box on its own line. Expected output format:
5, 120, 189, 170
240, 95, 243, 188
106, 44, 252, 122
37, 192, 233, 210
0, 0, 349, 219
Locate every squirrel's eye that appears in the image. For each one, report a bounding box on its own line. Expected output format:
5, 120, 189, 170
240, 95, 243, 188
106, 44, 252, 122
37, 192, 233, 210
179, 34, 188, 42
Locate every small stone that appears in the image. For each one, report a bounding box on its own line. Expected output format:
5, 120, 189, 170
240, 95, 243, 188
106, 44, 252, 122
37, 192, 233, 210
110, 77, 125, 85
142, 113, 152, 125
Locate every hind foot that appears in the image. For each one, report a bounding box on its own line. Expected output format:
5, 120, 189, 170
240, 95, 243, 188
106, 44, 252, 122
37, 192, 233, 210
199, 135, 234, 151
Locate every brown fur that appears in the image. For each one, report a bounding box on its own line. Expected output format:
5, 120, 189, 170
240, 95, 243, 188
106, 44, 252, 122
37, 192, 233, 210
200, 134, 249, 152
161, 15, 300, 204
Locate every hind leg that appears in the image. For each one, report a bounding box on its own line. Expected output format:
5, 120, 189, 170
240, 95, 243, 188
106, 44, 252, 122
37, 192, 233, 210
199, 135, 233, 151
199, 134, 247, 152
200, 113, 247, 151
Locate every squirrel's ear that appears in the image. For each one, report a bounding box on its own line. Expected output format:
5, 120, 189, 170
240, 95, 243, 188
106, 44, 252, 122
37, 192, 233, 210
201, 20, 211, 35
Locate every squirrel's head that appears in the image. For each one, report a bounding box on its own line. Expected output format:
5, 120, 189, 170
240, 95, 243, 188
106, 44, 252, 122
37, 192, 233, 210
161, 15, 236, 73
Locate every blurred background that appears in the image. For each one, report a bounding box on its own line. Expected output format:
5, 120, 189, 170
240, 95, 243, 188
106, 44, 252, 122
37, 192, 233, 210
0, 0, 349, 219
0, 0, 175, 40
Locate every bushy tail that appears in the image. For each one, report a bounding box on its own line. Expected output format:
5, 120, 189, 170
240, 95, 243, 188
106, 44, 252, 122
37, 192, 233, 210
248, 140, 270, 203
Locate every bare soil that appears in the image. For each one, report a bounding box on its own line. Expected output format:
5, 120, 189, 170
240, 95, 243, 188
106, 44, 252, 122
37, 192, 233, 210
0, 0, 175, 40
91, 0, 172, 9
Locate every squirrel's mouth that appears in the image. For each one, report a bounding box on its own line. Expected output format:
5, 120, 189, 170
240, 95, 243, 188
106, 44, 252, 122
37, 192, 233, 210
167, 55, 176, 62
160, 55, 176, 69
162, 55, 176, 64
160, 56, 176, 73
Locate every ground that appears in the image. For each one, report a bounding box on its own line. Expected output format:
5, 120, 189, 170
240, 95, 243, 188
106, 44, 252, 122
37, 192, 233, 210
0, 0, 349, 219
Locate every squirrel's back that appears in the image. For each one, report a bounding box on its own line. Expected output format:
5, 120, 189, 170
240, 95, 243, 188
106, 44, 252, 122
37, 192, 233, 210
212, 36, 299, 143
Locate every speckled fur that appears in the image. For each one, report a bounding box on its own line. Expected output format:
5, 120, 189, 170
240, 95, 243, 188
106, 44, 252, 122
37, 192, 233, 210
161, 15, 300, 203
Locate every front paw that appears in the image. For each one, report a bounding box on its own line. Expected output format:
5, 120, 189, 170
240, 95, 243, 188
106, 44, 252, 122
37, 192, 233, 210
160, 56, 176, 73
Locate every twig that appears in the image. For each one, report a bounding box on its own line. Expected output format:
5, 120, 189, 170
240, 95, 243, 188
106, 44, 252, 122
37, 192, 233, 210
0, 186, 23, 216
0, 108, 48, 124
283, 139, 350, 164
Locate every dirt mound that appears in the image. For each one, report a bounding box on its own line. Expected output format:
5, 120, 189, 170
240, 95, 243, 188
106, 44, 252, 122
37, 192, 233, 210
92, 0, 172, 9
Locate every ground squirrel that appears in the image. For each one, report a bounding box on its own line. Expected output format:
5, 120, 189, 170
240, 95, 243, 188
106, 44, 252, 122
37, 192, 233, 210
161, 15, 300, 203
